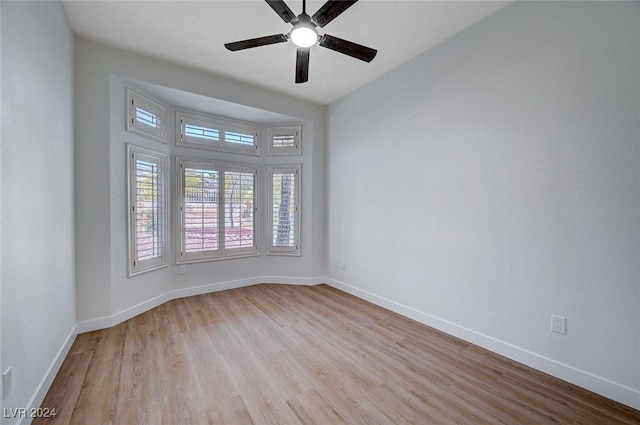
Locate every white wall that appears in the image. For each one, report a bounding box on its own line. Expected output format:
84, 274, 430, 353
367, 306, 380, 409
327, 1, 640, 409
75, 39, 326, 329
1, 1, 76, 423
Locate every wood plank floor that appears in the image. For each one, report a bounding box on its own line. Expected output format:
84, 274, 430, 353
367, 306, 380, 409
36, 284, 640, 424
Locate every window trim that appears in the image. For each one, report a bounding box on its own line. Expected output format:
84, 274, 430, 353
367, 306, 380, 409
267, 125, 302, 156
126, 144, 169, 276
126, 88, 167, 143
176, 156, 259, 264
176, 110, 260, 156
267, 164, 301, 256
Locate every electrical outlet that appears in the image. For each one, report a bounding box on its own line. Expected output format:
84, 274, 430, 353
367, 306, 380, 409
179, 265, 187, 275
341, 260, 347, 271
3, 367, 12, 399
551, 315, 567, 335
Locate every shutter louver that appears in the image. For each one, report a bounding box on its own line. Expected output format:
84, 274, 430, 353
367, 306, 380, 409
225, 131, 255, 146
184, 124, 219, 142
135, 159, 163, 260
224, 171, 255, 249
273, 172, 296, 247
183, 167, 219, 253
272, 133, 297, 148
135, 108, 161, 129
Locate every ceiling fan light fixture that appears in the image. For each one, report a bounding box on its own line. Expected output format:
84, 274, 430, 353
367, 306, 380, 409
290, 25, 317, 48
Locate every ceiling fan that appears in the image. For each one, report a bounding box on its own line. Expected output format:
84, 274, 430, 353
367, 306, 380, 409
224, 0, 377, 84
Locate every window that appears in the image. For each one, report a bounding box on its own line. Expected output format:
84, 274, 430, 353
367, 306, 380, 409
267, 125, 301, 156
127, 145, 168, 276
268, 165, 300, 255
177, 157, 258, 263
126, 89, 167, 143
176, 111, 260, 156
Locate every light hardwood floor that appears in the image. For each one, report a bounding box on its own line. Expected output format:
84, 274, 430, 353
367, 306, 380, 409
36, 284, 640, 424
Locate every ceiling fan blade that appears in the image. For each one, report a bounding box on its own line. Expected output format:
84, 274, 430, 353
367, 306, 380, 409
319, 34, 377, 62
225, 34, 288, 51
265, 0, 296, 23
312, 0, 358, 27
295, 48, 310, 84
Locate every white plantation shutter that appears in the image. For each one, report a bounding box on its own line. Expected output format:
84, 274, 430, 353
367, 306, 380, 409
135, 160, 162, 259
224, 130, 255, 146
223, 169, 257, 253
127, 145, 168, 276
178, 160, 221, 262
136, 108, 161, 129
177, 158, 259, 263
126, 89, 167, 143
184, 124, 220, 142
272, 133, 296, 148
267, 125, 301, 155
268, 165, 300, 255
177, 111, 260, 156
183, 166, 220, 255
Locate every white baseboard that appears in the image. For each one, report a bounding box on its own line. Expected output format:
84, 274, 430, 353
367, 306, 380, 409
76, 276, 322, 334
19, 324, 77, 425
324, 277, 640, 412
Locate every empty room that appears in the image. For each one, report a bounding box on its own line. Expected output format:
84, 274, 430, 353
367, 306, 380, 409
1, 0, 639, 424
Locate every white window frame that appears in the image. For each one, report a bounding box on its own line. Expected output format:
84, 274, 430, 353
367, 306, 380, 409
126, 144, 169, 276
176, 110, 260, 156
126, 88, 167, 143
176, 157, 259, 264
267, 125, 302, 156
267, 164, 301, 256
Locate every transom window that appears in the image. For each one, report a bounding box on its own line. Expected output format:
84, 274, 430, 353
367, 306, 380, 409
176, 111, 260, 155
267, 125, 301, 156
126, 88, 167, 143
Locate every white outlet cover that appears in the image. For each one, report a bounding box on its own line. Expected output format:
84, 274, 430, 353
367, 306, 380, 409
551, 315, 567, 335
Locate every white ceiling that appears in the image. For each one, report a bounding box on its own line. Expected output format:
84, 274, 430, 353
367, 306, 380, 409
62, 0, 511, 105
